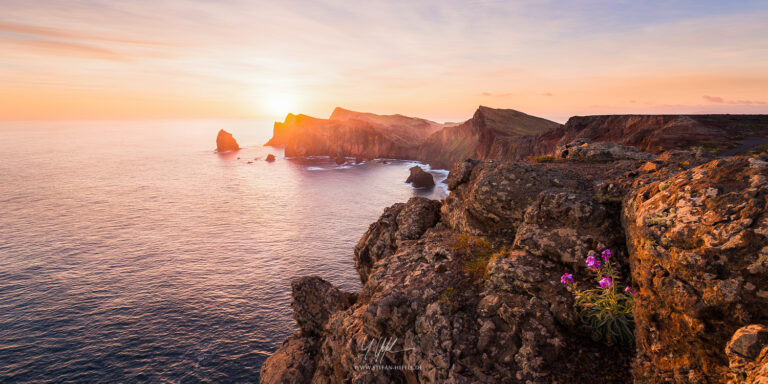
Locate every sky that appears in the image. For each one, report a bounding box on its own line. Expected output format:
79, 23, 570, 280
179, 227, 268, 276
1, 0, 767, 122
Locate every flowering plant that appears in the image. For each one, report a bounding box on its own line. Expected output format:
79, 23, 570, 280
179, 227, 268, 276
560, 249, 635, 346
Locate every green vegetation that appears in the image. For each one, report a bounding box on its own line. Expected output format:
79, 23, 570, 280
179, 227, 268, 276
533, 155, 555, 163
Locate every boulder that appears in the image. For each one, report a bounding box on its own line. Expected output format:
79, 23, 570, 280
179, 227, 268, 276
216, 129, 240, 152
335, 155, 346, 165
355, 156, 363, 164
265, 154, 276, 162
405, 166, 435, 188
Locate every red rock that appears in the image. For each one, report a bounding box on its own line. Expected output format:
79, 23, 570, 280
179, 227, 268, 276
215, 129, 240, 152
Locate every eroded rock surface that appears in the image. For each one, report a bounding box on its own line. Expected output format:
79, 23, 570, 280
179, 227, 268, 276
263, 146, 768, 383
624, 156, 768, 382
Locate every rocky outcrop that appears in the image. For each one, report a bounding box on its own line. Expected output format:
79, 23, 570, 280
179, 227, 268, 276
405, 166, 435, 188
262, 141, 768, 383
623, 156, 768, 382
216, 129, 240, 152
259, 334, 318, 384
265, 154, 276, 162
353, 197, 441, 283
291, 276, 357, 336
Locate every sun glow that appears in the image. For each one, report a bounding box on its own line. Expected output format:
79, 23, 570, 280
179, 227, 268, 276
263, 92, 297, 119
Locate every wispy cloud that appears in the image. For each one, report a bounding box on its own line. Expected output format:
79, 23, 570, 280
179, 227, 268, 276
0, 21, 166, 45
703, 95, 767, 105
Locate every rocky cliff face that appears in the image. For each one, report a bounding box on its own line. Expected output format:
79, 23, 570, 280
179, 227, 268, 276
260, 138, 768, 383
265, 108, 447, 159
266, 106, 768, 170
416, 106, 562, 169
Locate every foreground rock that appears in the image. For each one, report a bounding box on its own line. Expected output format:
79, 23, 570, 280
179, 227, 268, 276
405, 166, 435, 188
262, 146, 768, 383
216, 129, 240, 152
265, 154, 275, 162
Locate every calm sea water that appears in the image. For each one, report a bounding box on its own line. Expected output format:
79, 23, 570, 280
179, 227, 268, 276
0, 120, 447, 383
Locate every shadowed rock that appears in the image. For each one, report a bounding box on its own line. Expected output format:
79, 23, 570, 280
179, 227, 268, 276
291, 276, 356, 336
405, 166, 435, 188
216, 129, 240, 152
335, 155, 346, 165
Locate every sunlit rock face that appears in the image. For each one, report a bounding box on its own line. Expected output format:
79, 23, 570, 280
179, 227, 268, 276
215, 129, 240, 152
624, 156, 768, 382
265, 108, 446, 160
417, 106, 562, 169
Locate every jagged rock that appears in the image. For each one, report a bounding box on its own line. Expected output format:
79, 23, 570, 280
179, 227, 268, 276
291, 276, 356, 336
265, 154, 276, 162
513, 190, 625, 268
624, 156, 768, 382
265, 108, 448, 160
216, 129, 240, 152
354, 197, 441, 283
726, 324, 768, 384
405, 166, 435, 188
554, 138, 653, 162
440, 161, 581, 236
445, 159, 480, 190
259, 334, 318, 384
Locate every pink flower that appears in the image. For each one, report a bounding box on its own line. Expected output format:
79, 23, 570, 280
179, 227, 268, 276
601, 249, 612, 261
560, 273, 574, 285
624, 286, 636, 295
599, 277, 613, 288
586, 256, 600, 270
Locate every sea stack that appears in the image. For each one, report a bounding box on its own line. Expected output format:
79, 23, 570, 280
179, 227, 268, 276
405, 166, 435, 188
216, 129, 240, 152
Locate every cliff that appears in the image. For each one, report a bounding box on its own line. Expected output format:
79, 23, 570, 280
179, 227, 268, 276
416, 106, 562, 169
267, 106, 768, 170
264, 108, 448, 159
261, 140, 768, 383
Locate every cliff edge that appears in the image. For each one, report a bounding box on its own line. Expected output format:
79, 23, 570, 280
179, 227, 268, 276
261, 137, 768, 382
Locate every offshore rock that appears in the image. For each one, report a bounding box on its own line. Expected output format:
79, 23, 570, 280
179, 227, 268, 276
216, 129, 240, 152
265, 154, 276, 162
405, 166, 435, 188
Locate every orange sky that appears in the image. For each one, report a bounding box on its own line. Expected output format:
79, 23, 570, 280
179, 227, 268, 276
1, 1, 767, 123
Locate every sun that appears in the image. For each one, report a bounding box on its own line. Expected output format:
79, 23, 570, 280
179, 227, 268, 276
263, 93, 296, 119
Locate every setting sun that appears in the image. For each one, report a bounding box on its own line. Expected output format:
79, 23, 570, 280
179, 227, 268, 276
263, 93, 297, 119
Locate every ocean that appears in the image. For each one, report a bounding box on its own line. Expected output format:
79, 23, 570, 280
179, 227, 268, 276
0, 119, 448, 383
